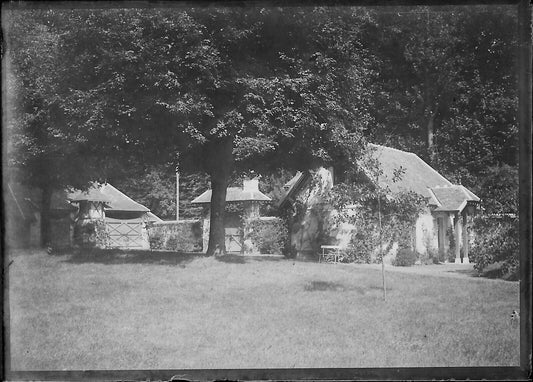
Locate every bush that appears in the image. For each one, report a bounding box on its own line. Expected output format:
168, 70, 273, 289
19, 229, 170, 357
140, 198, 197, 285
446, 227, 456, 263
165, 236, 179, 250
149, 231, 165, 250
470, 215, 519, 276
427, 248, 441, 264
246, 218, 288, 255
342, 233, 372, 263
393, 246, 418, 267
148, 221, 203, 252
74, 220, 109, 248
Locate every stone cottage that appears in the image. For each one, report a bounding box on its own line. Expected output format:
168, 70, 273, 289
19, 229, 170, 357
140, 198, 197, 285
191, 179, 272, 253
278, 144, 480, 263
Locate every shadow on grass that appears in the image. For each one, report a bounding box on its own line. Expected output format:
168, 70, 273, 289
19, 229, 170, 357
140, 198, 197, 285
56, 248, 202, 266
480, 267, 519, 281
52, 248, 287, 267
215, 254, 247, 264
445, 268, 480, 277
304, 280, 346, 291
444, 264, 519, 281
304, 280, 386, 294
214, 253, 287, 264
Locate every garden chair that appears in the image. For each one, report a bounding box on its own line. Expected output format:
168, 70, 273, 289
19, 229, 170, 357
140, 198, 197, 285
319, 245, 341, 264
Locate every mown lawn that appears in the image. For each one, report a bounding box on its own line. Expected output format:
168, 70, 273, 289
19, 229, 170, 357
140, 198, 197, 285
6, 249, 519, 370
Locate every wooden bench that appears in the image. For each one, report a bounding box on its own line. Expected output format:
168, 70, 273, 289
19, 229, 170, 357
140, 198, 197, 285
319, 245, 341, 264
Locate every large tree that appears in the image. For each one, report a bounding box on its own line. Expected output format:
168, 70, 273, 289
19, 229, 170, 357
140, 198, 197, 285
3, 10, 114, 245
4, 7, 375, 254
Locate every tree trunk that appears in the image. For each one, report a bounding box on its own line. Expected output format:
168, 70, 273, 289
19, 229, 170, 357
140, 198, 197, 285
206, 171, 229, 256
204, 137, 234, 256
40, 185, 52, 247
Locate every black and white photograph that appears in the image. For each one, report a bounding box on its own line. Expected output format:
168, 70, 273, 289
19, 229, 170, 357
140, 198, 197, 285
2, 1, 531, 380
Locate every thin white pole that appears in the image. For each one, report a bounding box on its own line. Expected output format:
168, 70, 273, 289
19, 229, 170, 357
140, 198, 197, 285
378, 190, 386, 301
176, 169, 180, 221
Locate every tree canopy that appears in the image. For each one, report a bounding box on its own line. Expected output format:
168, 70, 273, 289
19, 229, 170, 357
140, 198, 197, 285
3, 5, 519, 252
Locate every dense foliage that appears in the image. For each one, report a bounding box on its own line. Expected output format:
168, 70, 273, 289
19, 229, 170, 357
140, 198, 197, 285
470, 216, 519, 279
245, 218, 288, 255
148, 221, 203, 252
328, 153, 426, 265
4, 5, 519, 263
392, 246, 419, 267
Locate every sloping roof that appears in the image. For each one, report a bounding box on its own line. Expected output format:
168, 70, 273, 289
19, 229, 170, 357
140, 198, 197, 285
106, 211, 162, 223
146, 211, 163, 222
430, 185, 480, 212
283, 171, 304, 191
191, 187, 271, 204
68, 183, 150, 212
366, 144, 452, 197
278, 171, 312, 208
68, 186, 111, 203
278, 144, 480, 213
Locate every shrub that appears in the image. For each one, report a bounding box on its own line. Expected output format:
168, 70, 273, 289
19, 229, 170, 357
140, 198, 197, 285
74, 220, 109, 248
149, 231, 165, 250
342, 233, 372, 263
418, 247, 437, 265
426, 247, 441, 264
470, 215, 519, 277
165, 236, 179, 250
148, 221, 203, 252
393, 246, 418, 267
446, 227, 457, 263
246, 218, 288, 255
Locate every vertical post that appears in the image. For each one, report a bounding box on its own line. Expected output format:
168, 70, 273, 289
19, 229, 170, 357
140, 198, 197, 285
378, 192, 386, 301
454, 213, 462, 263
437, 216, 444, 261
462, 213, 469, 264
176, 153, 181, 222
176, 169, 180, 222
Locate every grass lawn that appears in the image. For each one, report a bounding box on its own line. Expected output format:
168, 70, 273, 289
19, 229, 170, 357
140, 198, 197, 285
6, 248, 520, 370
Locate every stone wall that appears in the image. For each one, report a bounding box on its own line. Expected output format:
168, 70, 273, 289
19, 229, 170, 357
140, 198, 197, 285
147, 220, 203, 252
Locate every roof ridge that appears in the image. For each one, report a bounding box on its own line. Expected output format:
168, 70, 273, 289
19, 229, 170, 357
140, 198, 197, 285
432, 184, 457, 189
368, 143, 413, 156
459, 184, 481, 201
426, 187, 442, 207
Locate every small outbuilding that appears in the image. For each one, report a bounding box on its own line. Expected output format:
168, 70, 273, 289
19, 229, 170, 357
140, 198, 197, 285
4, 182, 161, 250
68, 183, 161, 249
192, 179, 271, 252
